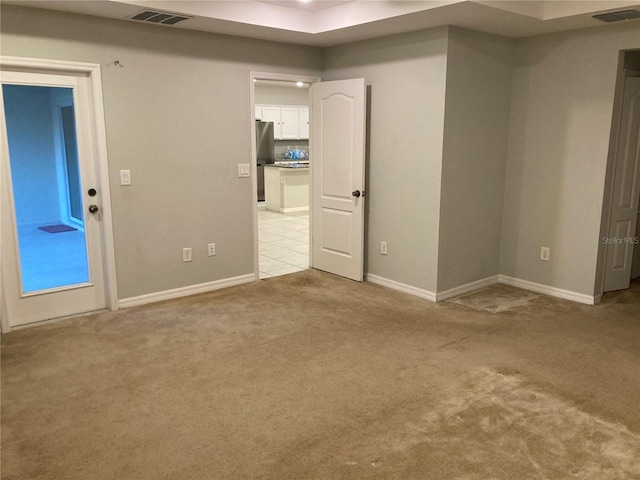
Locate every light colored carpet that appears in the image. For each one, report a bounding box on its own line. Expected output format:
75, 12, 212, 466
2, 270, 639, 479
447, 284, 540, 313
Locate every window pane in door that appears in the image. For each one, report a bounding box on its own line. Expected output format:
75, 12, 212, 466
2, 84, 90, 293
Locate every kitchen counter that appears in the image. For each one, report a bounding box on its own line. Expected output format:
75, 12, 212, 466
266, 162, 309, 169
264, 165, 309, 213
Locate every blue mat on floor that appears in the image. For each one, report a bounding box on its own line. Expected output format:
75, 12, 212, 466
38, 224, 77, 234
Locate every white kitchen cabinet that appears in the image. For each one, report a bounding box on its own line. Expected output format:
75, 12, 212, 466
281, 107, 300, 140
255, 104, 309, 140
261, 106, 282, 139
298, 107, 309, 140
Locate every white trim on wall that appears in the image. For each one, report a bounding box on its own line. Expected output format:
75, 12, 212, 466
1, 56, 102, 74
87, 60, 119, 313
366, 272, 597, 305
436, 275, 500, 302
498, 275, 597, 305
119, 274, 255, 309
366, 273, 437, 302
119, 270, 597, 310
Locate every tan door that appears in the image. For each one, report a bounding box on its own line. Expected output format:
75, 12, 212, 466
310, 78, 366, 281
604, 77, 640, 291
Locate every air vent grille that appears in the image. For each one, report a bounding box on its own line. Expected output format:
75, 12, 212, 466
130, 10, 191, 25
593, 9, 640, 23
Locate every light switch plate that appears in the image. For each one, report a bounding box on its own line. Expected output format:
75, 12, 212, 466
238, 164, 250, 178
120, 169, 131, 186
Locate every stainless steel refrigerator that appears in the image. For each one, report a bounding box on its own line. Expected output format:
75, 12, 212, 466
255, 121, 274, 202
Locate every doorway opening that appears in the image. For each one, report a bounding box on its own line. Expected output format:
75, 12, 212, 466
598, 49, 640, 297
250, 73, 320, 280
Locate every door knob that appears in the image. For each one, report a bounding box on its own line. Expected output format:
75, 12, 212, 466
88, 204, 99, 214
352, 190, 361, 198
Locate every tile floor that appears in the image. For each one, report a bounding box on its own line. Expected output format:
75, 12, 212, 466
258, 207, 309, 279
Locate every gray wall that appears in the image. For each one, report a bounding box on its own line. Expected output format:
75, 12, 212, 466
437, 28, 513, 291
500, 22, 640, 296
3, 3, 638, 302
0, 5, 322, 299
323, 28, 449, 293
3, 85, 61, 226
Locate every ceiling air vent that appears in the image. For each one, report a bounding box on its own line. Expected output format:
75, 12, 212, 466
593, 9, 640, 23
130, 10, 191, 26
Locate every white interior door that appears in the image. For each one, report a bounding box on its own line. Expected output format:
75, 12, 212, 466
1, 70, 107, 327
310, 78, 366, 281
604, 77, 640, 292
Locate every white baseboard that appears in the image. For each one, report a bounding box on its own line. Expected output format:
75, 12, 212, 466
119, 273, 256, 309
436, 275, 500, 302
498, 275, 596, 305
366, 274, 437, 302
280, 206, 309, 213
366, 273, 596, 306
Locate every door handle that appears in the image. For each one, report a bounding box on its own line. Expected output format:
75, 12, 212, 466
88, 204, 99, 214
352, 190, 361, 198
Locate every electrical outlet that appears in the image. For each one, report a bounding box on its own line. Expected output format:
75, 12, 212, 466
238, 164, 250, 178
540, 247, 550, 261
208, 243, 216, 256
183, 247, 192, 262
381, 241, 388, 255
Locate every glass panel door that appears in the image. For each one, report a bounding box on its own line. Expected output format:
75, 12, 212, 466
2, 84, 90, 294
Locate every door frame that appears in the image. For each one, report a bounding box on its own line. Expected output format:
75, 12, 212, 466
595, 49, 640, 300
249, 71, 321, 280
0, 56, 118, 333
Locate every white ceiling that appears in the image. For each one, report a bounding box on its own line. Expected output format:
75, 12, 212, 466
258, 0, 356, 12
3, 0, 640, 47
